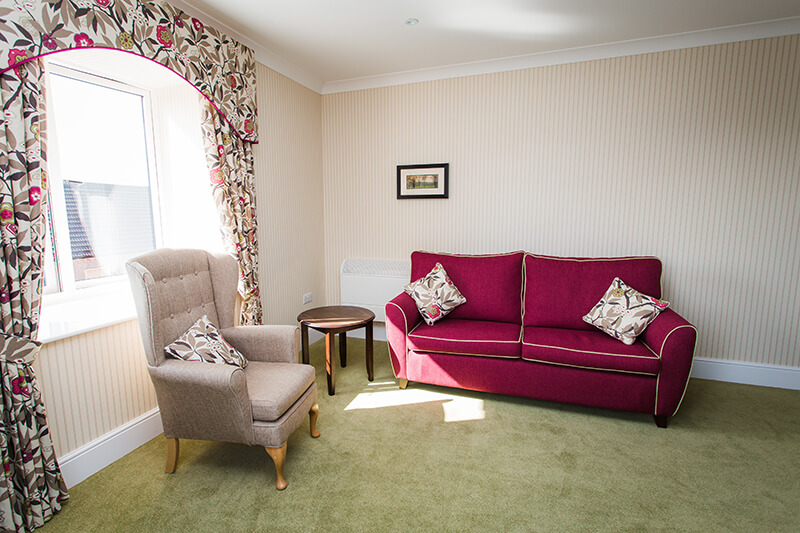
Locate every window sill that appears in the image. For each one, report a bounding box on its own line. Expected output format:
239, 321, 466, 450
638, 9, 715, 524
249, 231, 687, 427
38, 281, 138, 344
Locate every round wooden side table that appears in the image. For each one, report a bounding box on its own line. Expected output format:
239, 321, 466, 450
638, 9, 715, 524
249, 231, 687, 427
297, 305, 375, 395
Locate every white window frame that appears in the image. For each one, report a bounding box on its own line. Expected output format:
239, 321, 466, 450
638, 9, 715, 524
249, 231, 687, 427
43, 62, 164, 295
39, 61, 165, 340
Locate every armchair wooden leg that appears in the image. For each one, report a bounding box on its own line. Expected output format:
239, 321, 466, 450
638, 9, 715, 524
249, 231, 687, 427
398, 379, 408, 389
265, 443, 288, 490
309, 403, 321, 438
654, 414, 668, 428
165, 437, 179, 474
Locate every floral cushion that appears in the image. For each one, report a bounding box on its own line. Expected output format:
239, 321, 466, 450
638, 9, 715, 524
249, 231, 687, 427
164, 315, 248, 367
404, 263, 467, 325
582, 278, 670, 345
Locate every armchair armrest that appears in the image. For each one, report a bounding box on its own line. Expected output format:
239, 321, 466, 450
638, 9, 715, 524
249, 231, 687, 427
221, 325, 300, 364
642, 309, 698, 417
148, 359, 254, 445
385, 293, 422, 379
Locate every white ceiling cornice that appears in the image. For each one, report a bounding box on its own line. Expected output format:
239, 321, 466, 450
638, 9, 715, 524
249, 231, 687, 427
321, 16, 800, 94
170, 2, 799, 96
169, 0, 326, 93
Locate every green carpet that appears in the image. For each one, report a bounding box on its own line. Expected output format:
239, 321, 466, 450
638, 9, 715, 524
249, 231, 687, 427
40, 339, 800, 532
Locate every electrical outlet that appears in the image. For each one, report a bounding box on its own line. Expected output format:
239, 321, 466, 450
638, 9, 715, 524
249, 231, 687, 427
302, 292, 313, 304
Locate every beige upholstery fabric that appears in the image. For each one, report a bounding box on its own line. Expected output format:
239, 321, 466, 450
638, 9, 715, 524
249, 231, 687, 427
222, 326, 299, 364
149, 359, 253, 444
126, 249, 223, 367
253, 385, 318, 448
245, 362, 315, 421
126, 248, 317, 450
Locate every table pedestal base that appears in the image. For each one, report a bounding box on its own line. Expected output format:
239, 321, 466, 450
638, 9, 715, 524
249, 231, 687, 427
298, 306, 375, 396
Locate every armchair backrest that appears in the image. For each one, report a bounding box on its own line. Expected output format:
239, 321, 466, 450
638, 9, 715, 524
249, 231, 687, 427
126, 248, 239, 366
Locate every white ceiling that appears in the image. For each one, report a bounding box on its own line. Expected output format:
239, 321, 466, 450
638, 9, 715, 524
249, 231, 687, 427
174, 0, 800, 93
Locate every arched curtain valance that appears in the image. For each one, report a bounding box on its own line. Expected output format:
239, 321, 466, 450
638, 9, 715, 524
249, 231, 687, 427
0, 0, 258, 143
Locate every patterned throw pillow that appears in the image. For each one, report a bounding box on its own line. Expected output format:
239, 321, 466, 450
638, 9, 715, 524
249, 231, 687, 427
582, 277, 670, 345
404, 263, 467, 326
164, 315, 248, 367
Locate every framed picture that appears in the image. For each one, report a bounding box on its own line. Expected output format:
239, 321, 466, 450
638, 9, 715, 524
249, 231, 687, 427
397, 163, 449, 199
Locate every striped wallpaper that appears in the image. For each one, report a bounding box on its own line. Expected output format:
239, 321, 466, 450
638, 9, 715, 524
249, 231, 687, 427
253, 63, 326, 325
33, 320, 156, 457
322, 35, 800, 367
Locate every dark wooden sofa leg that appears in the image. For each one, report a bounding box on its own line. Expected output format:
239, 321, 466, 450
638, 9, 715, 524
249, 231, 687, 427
654, 415, 668, 428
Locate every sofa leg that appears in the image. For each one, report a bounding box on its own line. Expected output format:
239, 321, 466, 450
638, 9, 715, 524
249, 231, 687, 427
165, 437, 179, 473
265, 443, 288, 490
654, 415, 668, 428
309, 403, 321, 438
398, 378, 408, 389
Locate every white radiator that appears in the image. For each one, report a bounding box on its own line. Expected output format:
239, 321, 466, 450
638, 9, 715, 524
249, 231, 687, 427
340, 259, 411, 322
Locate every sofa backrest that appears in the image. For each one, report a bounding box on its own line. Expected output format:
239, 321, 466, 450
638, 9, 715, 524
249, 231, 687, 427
523, 254, 663, 330
410, 251, 525, 324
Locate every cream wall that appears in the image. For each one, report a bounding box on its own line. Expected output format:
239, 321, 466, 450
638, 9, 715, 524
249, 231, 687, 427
322, 35, 800, 367
253, 63, 325, 325
34, 320, 156, 458
151, 82, 225, 254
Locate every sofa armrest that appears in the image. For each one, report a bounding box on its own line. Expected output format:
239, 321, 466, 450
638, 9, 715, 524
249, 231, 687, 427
149, 359, 254, 445
642, 309, 698, 417
385, 293, 421, 379
221, 325, 300, 364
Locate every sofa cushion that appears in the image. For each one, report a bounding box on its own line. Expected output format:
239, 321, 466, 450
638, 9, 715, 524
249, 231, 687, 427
245, 362, 315, 421
411, 251, 524, 324
583, 277, 670, 345
404, 263, 467, 325
408, 319, 522, 359
522, 327, 661, 375
523, 254, 663, 331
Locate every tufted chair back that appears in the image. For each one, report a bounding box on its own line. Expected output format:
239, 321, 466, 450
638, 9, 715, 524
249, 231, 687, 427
126, 248, 240, 367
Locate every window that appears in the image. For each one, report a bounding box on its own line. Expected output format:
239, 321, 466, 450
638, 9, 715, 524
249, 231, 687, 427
39, 51, 224, 342
44, 64, 161, 293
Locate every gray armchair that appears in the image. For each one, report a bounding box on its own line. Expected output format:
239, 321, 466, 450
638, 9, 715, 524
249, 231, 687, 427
126, 248, 319, 490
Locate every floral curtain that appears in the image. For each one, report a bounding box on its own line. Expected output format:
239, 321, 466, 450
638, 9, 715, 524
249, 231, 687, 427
1, 0, 265, 321
200, 98, 262, 325
0, 0, 258, 143
0, 0, 266, 529
0, 58, 68, 532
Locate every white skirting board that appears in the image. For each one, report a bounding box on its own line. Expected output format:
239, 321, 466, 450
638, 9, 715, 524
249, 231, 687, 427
691, 357, 800, 390
58, 408, 163, 488
57, 350, 798, 489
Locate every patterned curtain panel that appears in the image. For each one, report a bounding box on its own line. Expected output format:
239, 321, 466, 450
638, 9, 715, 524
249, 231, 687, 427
200, 98, 263, 325
0, 59, 68, 532
0, 0, 258, 143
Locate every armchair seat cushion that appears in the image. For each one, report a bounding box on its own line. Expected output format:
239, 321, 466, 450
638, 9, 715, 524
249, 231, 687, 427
245, 362, 315, 421
408, 319, 522, 359
522, 327, 661, 375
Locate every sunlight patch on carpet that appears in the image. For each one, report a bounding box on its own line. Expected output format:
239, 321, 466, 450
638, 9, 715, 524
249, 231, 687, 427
344, 383, 485, 422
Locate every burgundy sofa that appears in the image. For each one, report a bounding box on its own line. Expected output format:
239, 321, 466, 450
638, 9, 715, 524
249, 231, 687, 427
385, 251, 698, 427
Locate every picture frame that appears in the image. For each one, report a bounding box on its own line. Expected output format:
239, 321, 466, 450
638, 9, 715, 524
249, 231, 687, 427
397, 163, 449, 199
